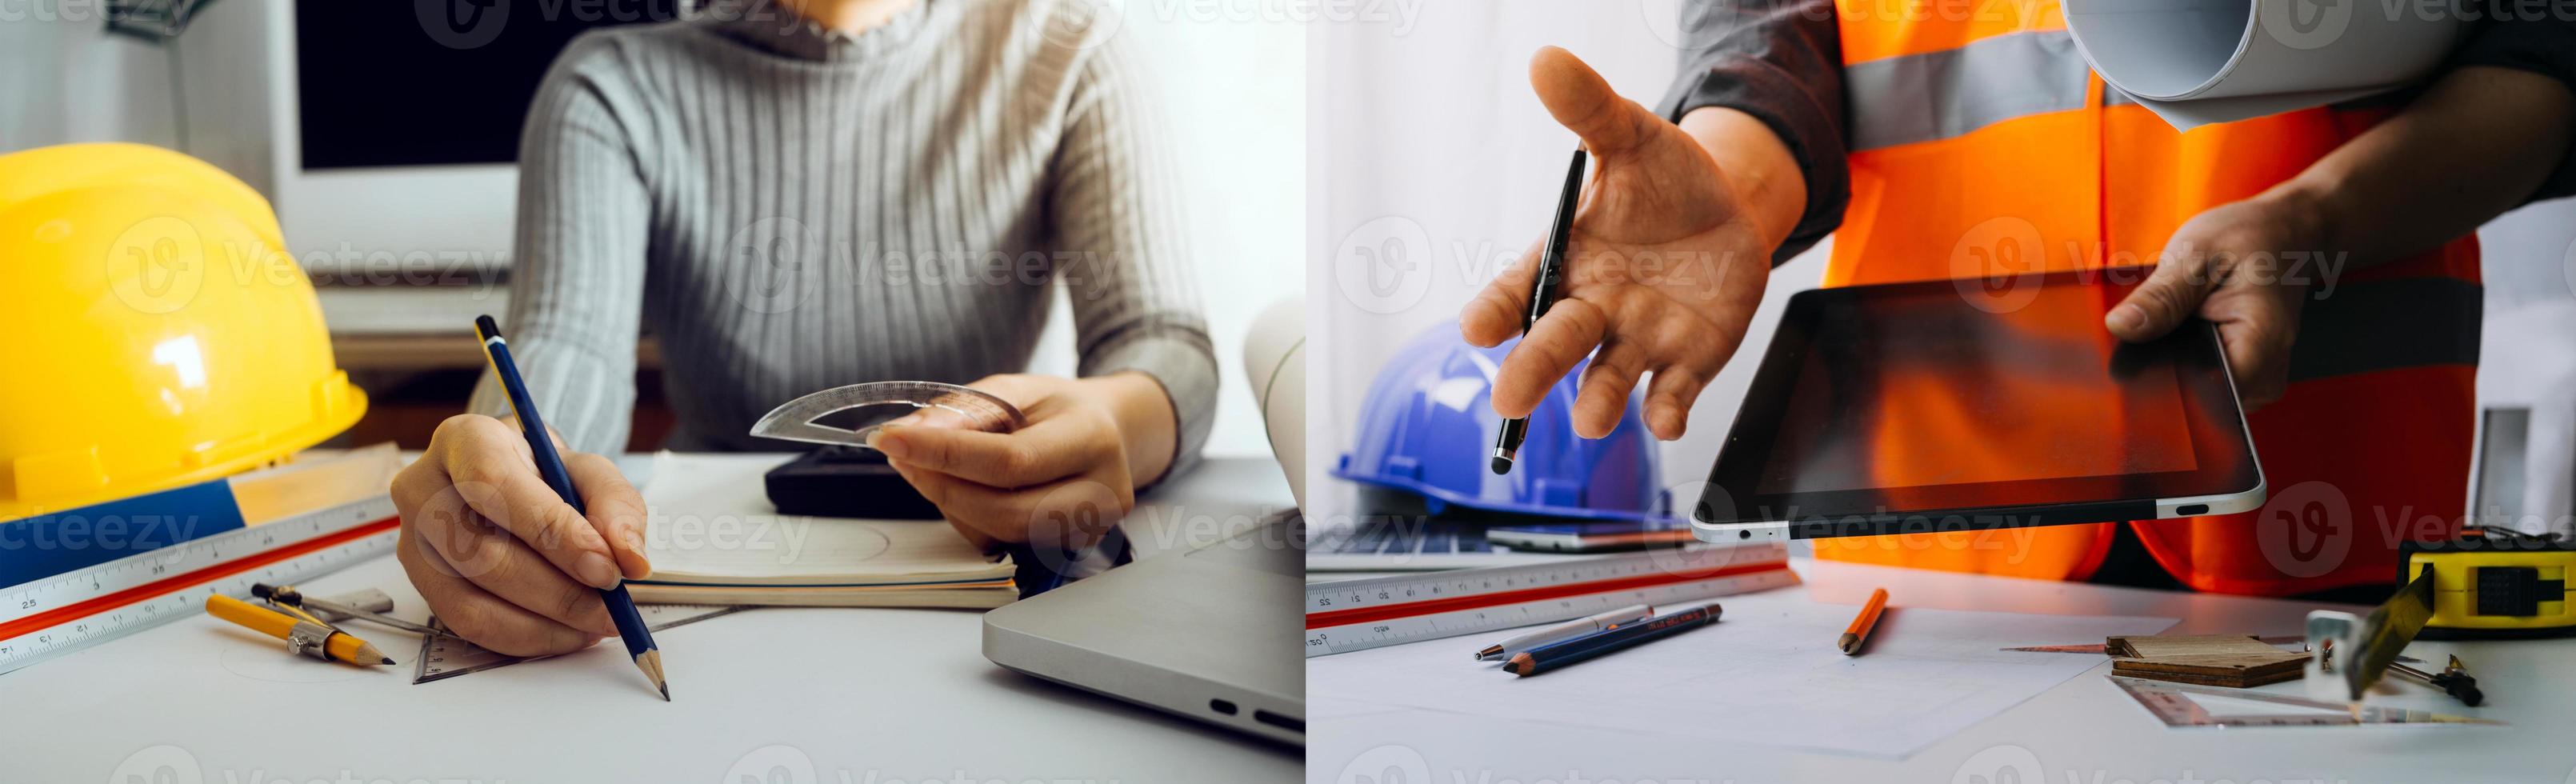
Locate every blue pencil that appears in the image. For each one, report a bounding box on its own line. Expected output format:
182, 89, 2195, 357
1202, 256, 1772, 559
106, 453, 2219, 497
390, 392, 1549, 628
474, 315, 668, 701
1503, 602, 1723, 676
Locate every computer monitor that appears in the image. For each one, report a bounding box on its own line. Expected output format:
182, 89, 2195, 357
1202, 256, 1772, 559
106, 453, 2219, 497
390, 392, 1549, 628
270, 0, 678, 283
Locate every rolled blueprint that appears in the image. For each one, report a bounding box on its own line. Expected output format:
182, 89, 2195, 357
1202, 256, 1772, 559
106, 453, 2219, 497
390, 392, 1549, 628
1242, 297, 1307, 510
2064, 0, 2471, 130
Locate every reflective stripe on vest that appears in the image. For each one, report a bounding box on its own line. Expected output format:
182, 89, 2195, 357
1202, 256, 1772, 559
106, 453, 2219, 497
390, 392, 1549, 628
1845, 30, 2091, 151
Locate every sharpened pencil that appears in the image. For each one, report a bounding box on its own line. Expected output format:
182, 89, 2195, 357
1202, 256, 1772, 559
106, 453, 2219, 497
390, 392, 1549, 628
476, 315, 669, 701
1838, 587, 1889, 655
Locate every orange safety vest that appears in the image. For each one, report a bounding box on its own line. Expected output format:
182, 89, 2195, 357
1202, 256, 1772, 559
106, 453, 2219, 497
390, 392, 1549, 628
1810, 0, 2482, 595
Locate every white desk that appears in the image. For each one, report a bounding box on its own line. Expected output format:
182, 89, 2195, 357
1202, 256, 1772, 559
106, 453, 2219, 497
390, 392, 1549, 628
0, 456, 1300, 783
1310, 558, 2576, 784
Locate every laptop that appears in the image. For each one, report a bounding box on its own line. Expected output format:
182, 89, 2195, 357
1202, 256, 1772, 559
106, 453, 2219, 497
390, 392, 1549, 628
982, 509, 1305, 745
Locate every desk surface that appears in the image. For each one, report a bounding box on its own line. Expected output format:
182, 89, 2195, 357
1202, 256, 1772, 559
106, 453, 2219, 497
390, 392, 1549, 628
1310, 557, 2576, 784
0, 456, 1300, 783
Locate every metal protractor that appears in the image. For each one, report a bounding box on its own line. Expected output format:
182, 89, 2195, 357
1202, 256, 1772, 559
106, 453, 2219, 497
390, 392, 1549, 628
748, 381, 1029, 449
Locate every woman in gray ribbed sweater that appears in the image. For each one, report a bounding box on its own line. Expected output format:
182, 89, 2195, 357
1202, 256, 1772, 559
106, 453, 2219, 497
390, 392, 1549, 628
389, 0, 1219, 656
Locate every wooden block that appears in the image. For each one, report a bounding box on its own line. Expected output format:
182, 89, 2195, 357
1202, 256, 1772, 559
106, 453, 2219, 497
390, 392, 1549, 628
2104, 634, 2307, 688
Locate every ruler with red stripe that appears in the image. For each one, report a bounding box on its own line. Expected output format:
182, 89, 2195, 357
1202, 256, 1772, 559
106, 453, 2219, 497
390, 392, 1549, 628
1304, 543, 1797, 656
0, 494, 398, 675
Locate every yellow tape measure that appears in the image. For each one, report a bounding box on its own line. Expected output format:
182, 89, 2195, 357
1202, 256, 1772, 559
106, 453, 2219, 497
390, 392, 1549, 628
2403, 527, 2576, 639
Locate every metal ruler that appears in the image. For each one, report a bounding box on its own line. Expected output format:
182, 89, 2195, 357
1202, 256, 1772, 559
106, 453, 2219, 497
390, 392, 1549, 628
414, 604, 748, 684
2108, 676, 2501, 727
0, 494, 398, 675
1303, 544, 1796, 657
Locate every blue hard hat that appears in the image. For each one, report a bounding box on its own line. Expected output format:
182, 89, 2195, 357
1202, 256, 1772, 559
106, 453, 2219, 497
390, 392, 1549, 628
1334, 321, 1670, 522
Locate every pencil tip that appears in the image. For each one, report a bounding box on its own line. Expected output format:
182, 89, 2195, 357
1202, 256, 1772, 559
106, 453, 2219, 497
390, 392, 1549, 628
660, 684, 671, 702
382, 658, 396, 665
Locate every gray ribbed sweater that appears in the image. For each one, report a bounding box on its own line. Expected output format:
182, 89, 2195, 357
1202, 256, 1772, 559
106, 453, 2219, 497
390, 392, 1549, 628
467, 0, 1216, 475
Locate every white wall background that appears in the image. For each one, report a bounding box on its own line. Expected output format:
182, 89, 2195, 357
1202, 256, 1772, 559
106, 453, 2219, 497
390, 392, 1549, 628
0, 0, 1305, 461
1307, 1, 2576, 528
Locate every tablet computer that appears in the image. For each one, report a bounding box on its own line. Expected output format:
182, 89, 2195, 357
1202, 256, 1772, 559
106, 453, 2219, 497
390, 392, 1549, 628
1691, 270, 2266, 542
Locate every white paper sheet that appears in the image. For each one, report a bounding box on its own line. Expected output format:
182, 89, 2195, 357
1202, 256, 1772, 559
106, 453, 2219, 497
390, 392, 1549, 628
1306, 587, 2176, 759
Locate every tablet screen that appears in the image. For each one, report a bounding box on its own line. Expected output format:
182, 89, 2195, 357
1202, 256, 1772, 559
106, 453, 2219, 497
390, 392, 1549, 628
1756, 282, 2198, 494
1701, 271, 2260, 532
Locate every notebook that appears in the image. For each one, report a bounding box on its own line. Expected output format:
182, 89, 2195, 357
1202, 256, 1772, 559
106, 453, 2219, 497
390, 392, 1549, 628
628, 452, 1018, 609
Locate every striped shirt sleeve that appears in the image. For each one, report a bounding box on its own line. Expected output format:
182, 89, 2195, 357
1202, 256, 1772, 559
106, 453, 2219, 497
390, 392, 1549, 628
1046, 33, 1222, 482
466, 35, 651, 455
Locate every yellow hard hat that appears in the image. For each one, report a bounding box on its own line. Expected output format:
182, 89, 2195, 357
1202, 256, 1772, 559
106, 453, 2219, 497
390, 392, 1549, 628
0, 142, 366, 521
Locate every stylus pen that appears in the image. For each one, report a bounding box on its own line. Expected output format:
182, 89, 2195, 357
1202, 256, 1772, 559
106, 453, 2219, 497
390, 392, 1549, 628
1493, 146, 1590, 475
1503, 601, 1722, 676
1476, 603, 1652, 661
475, 314, 669, 702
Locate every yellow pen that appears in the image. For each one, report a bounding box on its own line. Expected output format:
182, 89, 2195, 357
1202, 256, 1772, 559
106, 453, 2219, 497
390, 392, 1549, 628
204, 594, 393, 666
